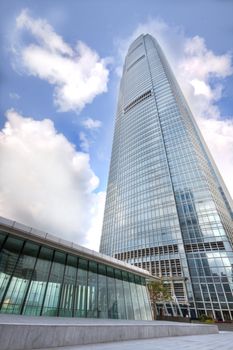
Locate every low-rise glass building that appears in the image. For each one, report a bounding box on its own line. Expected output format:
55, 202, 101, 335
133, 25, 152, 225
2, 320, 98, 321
0, 217, 154, 320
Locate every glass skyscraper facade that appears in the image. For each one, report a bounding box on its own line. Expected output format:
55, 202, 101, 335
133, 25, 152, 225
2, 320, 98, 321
100, 34, 233, 320
0, 217, 152, 320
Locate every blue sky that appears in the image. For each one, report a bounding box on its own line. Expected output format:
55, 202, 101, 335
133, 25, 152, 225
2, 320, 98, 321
0, 0, 233, 250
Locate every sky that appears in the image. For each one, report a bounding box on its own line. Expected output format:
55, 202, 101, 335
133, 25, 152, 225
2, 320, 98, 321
0, 0, 233, 251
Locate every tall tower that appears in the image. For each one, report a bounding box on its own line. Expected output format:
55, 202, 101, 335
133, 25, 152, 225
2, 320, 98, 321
100, 34, 233, 320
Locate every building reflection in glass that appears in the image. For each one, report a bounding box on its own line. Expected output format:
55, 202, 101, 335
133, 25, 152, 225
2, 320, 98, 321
175, 188, 233, 321
0, 230, 152, 320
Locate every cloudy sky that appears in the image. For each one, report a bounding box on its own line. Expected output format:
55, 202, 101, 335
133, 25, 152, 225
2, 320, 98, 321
1, 0, 233, 250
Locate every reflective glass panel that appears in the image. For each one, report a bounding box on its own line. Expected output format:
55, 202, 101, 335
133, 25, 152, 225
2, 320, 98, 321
0, 237, 24, 310
59, 254, 78, 317
74, 258, 88, 317
115, 269, 126, 319
23, 247, 53, 316
106, 267, 117, 319
42, 251, 66, 316
1, 241, 39, 314
97, 264, 108, 318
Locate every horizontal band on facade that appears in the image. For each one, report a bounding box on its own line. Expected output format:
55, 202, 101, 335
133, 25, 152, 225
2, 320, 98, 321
128, 42, 143, 56
124, 90, 152, 113
126, 55, 145, 72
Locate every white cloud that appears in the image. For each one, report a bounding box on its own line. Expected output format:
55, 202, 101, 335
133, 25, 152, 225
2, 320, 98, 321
86, 191, 106, 250
79, 131, 90, 152
177, 35, 232, 119
181, 35, 232, 80
118, 19, 233, 198
190, 79, 215, 99
13, 9, 110, 113
16, 9, 73, 56
9, 92, 20, 100
82, 118, 102, 130
0, 109, 104, 248
198, 117, 233, 199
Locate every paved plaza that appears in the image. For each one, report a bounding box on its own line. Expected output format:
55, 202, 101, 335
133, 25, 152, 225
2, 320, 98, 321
0, 315, 219, 350
0, 315, 232, 349
37, 332, 233, 350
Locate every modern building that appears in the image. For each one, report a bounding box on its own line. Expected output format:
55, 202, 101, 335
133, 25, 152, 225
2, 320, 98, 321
100, 34, 233, 321
0, 216, 154, 320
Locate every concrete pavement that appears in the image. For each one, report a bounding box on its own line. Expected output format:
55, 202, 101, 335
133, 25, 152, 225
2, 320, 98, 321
35, 332, 233, 350
0, 315, 218, 350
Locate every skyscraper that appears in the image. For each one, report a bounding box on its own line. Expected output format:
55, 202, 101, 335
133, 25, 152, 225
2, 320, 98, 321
100, 34, 233, 321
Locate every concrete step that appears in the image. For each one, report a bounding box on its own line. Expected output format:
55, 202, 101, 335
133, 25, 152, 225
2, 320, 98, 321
0, 315, 218, 350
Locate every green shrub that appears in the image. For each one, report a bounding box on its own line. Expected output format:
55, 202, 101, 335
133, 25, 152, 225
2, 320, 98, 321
205, 319, 215, 324
199, 314, 214, 323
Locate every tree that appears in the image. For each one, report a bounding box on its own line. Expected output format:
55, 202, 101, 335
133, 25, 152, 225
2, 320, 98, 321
147, 280, 171, 319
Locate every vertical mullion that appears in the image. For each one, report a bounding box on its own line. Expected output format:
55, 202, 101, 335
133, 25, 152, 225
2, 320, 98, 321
84, 260, 90, 318
72, 257, 79, 318
0, 233, 8, 254
40, 249, 55, 316
105, 265, 109, 319
0, 239, 26, 311
57, 253, 67, 317
94, 263, 98, 318
127, 272, 135, 320
20, 245, 41, 315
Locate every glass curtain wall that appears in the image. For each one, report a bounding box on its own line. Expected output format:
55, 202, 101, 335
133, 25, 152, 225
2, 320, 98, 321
100, 33, 233, 320
0, 231, 152, 320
